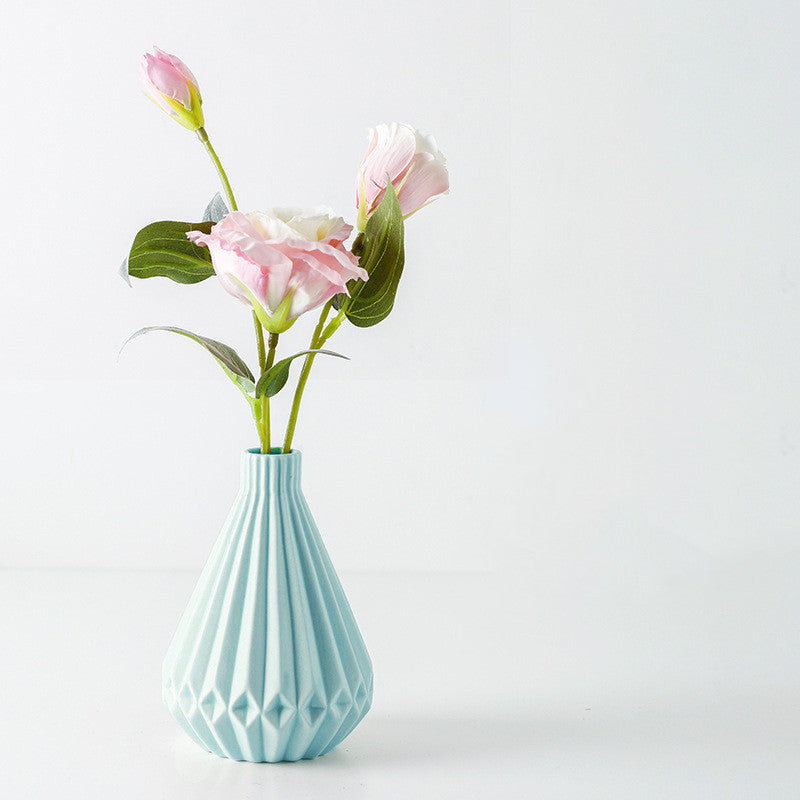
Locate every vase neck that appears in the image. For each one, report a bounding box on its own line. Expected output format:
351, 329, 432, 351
240, 448, 302, 494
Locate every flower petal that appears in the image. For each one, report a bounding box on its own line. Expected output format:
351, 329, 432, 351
358, 123, 417, 212
190, 207, 363, 326
396, 153, 450, 217
153, 46, 199, 89
142, 52, 192, 108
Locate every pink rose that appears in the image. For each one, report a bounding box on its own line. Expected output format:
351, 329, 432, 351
139, 46, 204, 131
188, 208, 368, 333
356, 123, 449, 229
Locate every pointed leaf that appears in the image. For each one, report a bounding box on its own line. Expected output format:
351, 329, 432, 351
127, 220, 215, 284
255, 349, 348, 399
202, 193, 229, 223
119, 256, 131, 286
343, 181, 405, 327
121, 326, 255, 398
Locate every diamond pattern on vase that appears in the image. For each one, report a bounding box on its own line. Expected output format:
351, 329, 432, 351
354, 682, 367, 707
331, 688, 353, 716
162, 449, 373, 762
264, 693, 296, 730
300, 693, 327, 726
230, 692, 260, 727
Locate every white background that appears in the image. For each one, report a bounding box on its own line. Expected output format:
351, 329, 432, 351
1, 1, 799, 797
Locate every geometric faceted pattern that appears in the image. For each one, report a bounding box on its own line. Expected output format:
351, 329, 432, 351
162, 448, 373, 762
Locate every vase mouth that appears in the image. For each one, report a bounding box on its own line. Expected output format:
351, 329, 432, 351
245, 447, 299, 457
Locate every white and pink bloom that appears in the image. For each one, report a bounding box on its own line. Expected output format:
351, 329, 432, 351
188, 208, 367, 333
139, 46, 204, 131
356, 123, 449, 229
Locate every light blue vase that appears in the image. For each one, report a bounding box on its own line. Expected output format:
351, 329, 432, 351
162, 448, 373, 762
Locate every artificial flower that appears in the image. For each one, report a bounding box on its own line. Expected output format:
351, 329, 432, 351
188, 208, 367, 333
356, 122, 449, 229
139, 46, 204, 131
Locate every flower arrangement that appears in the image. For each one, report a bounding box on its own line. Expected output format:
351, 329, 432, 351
124, 47, 449, 453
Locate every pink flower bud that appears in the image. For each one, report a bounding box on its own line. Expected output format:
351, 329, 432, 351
356, 123, 449, 230
188, 208, 368, 333
139, 46, 204, 131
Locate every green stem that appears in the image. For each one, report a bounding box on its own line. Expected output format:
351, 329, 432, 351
253, 316, 269, 453
196, 127, 238, 211
254, 398, 267, 453
254, 315, 267, 374
319, 307, 346, 342
197, 126, 273, 452
311, 299, 335, 348
262, 333, 278, 453
282, 299, 337, 453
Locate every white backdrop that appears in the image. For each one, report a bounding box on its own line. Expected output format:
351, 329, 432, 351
1, 1, 799, 796
2, 0, 797, 573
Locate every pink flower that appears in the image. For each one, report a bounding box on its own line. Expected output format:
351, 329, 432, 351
139, 46, 204, 131
356, 123, 449, 229
188, 208, 368, 333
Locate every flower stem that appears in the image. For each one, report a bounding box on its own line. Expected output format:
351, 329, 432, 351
254, 399, 268, 453
197, 126, 271, 452
252, 297, 268, 449
253, 316, 269, 453
282, 299, 337, 453
319, 307, 346, 342
254, 315, 267, 374
196, 127, 238, 212
262, 333, 278, 453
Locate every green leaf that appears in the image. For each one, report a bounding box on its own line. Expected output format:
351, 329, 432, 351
121, 326, 256, 400
127, 220, 215, 284
255, 349, 348, 399
343, 181, 405, 327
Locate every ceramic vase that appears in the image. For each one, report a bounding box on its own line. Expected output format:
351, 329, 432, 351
162, 448, 373, 762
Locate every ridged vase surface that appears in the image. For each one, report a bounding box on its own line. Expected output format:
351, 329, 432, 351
162, 448, 373, 762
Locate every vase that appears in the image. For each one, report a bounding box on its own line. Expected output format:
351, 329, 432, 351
162, 448, 373, 762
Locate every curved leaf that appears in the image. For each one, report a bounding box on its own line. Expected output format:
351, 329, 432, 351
255, 349, 348, 399
343, 181, 405, 327
127, 220, 215, 284
120, 326, 255, 399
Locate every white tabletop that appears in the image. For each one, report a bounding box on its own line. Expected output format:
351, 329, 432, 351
0, 563, 797, 799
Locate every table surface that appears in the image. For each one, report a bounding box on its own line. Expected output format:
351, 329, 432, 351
0, 561, 797, 799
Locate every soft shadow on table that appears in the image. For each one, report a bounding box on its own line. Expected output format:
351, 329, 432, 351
168, 712, 535, 776
338, 714, 536, 766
